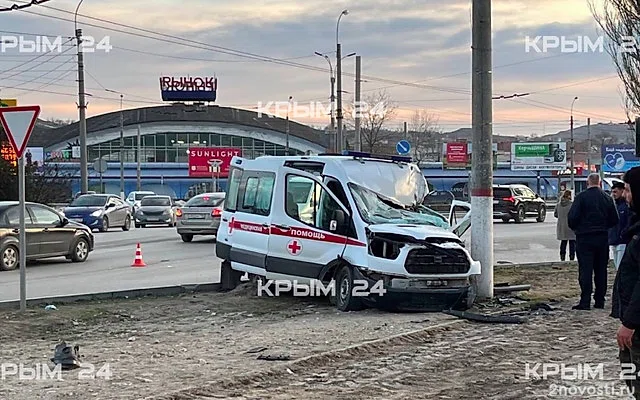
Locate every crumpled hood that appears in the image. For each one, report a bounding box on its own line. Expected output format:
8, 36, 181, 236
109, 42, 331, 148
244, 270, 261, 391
342, 159, 427, 206
368, 223, 459, 241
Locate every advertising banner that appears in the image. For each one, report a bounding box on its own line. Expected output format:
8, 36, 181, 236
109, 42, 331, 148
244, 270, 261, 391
601, 144, 640, 173
443, 142, 497, 169
160, 76, 217, 102
188, 147, 241, 178
510, 142, 567, 171
446, 142, 467, 164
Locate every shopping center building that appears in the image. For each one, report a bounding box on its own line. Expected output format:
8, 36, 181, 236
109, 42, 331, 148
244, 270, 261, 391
29, 103, 329, 199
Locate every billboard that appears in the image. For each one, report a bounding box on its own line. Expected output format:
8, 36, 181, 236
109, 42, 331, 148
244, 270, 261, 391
446, 142, 467, 164
442, 142, 497, 169
1, 144, 44, 167
601, 144, 640, 173
188, 147, 241, 178
160, 76, 217, 102
510, 142, 567, 171
0, 99, 17, 107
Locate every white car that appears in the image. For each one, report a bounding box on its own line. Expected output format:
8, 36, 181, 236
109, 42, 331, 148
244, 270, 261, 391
215, 151, 478, 312
125, 191, 155, 211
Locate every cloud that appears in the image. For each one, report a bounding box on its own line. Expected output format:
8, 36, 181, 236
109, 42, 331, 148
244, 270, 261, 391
0, 0, 626, 137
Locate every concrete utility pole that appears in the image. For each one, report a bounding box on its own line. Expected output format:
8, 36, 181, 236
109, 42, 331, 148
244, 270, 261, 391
355, 55, 362, 152
76, 28, 88, 193
75, 0, 87, 192
336, 9, 348, 152
570, 96, 578, 191
471, 0, 494, 300
587, 117, 591, 173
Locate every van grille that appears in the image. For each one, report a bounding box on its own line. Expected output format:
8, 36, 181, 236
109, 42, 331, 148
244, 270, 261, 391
405, 247, 470, 274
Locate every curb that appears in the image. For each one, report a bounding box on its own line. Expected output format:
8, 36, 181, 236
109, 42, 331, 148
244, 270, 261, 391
0, 262, 573, 310
495, 261, 576, 269
0, 282, 222, 310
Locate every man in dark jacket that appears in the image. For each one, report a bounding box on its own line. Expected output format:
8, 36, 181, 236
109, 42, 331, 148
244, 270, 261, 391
568, 173, 619, 310
609, 181, 631, 270
614, 166, 640, 395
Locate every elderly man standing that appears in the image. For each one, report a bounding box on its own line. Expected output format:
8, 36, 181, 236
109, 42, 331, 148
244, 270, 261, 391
568, 173, 619, 310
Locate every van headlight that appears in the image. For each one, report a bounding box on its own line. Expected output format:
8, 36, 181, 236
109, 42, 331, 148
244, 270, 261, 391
91, 210, 103, 217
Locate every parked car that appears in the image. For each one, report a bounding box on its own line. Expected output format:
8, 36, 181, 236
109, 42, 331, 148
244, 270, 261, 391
125, 191, 155, 211
493, 184, 546, 223
63, 194, 132, 232
134, 195, 177, 228
72, 190, 96, 200
0, 201, 94, 271
176, 192, 225, 242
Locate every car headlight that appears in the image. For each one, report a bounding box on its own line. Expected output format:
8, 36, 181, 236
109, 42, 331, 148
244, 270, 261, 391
91, 210, 103, 217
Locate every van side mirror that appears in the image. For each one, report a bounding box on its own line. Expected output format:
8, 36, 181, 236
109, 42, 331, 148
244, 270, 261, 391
330, 209, 346, 232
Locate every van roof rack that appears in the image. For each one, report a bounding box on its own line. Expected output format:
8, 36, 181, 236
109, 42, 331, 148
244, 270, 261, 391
317, 151, 412, 163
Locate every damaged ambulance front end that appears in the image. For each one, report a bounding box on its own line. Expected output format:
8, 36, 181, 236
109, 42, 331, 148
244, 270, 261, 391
341, 160, 480, 311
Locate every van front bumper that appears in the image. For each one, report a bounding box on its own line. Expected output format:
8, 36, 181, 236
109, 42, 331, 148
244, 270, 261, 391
352, 268, 476, 312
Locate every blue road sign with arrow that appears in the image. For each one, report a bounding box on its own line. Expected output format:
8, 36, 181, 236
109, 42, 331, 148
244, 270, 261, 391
396, 140, 411, 155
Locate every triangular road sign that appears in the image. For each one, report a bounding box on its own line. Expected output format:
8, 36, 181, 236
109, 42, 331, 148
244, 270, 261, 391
0, 105, 41, 158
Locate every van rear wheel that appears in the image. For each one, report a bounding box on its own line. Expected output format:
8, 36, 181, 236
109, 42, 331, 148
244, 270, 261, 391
333, 266, 364, 312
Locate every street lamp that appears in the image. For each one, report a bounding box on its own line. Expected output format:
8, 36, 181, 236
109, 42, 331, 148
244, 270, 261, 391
336, 9, 349, 152
315, 51, 336, 150
75, 0, 88, 193
285, 96, 293, 154
105, 89, 125, 199
570, 96, 578, 191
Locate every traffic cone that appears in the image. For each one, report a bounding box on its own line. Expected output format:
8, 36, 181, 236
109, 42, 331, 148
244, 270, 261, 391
131, 243, 146, 267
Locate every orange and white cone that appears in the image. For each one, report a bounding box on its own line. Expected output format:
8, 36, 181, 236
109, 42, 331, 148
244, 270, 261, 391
131, 243, 146, 267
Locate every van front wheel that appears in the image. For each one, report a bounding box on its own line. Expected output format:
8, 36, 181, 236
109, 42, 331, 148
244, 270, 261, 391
333, 266, 364, 312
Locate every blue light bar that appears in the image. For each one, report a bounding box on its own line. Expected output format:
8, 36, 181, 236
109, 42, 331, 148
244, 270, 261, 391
340, 150, 412, 163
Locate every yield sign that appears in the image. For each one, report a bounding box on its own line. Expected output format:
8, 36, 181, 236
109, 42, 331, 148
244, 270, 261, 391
0, 105, 41, 158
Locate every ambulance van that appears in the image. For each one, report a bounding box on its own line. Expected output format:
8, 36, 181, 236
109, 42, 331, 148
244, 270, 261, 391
215, 152, 481, 311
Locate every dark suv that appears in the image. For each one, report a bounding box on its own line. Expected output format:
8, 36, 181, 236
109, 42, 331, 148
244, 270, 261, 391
493, 184, 546, 223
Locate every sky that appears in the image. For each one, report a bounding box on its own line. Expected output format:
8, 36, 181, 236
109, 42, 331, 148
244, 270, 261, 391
0, 0, 628, 137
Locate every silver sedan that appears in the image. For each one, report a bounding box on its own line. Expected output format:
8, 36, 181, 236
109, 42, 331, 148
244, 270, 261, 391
176, 193, 225, 242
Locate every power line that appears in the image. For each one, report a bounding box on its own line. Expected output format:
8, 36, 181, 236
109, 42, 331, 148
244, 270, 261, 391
0, 0, 50, 12
0, 37, 74, 77
15, 4, 475, 96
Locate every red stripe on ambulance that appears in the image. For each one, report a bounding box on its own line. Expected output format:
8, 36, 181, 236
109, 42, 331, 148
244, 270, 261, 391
228, 219, 365, 246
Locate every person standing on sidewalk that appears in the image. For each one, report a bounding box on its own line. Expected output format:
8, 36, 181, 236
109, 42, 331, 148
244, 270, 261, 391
613, 167, 640, 396
609, 181, 631, 270
568, 173, 619, 310
554, 189, 576, 261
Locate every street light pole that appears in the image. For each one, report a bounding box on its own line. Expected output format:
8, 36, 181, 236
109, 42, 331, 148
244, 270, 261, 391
315, 52, 336, 151
570, 96, 578, 191
119, 94, 124, 199
75, 0, 88, 193
285, 96, 292, 154
336, 9, 348, 152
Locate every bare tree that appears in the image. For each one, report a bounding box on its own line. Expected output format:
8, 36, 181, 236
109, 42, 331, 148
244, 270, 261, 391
590, 1, 640, 115
408, 109, 441, 164
344, 90, 397, 153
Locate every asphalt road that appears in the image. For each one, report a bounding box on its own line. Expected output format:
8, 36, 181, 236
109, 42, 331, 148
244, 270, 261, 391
0, 225, 221, 302
0, 212, 564, 302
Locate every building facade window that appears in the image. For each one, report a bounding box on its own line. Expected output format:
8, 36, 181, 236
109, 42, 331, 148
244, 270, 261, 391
88, 132, 305, 162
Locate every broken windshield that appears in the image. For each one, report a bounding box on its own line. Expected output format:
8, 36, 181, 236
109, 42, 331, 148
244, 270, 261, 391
348, 183, 449, 229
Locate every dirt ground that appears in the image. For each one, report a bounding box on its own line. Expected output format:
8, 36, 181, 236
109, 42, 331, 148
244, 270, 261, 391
0, 263, 630, 400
